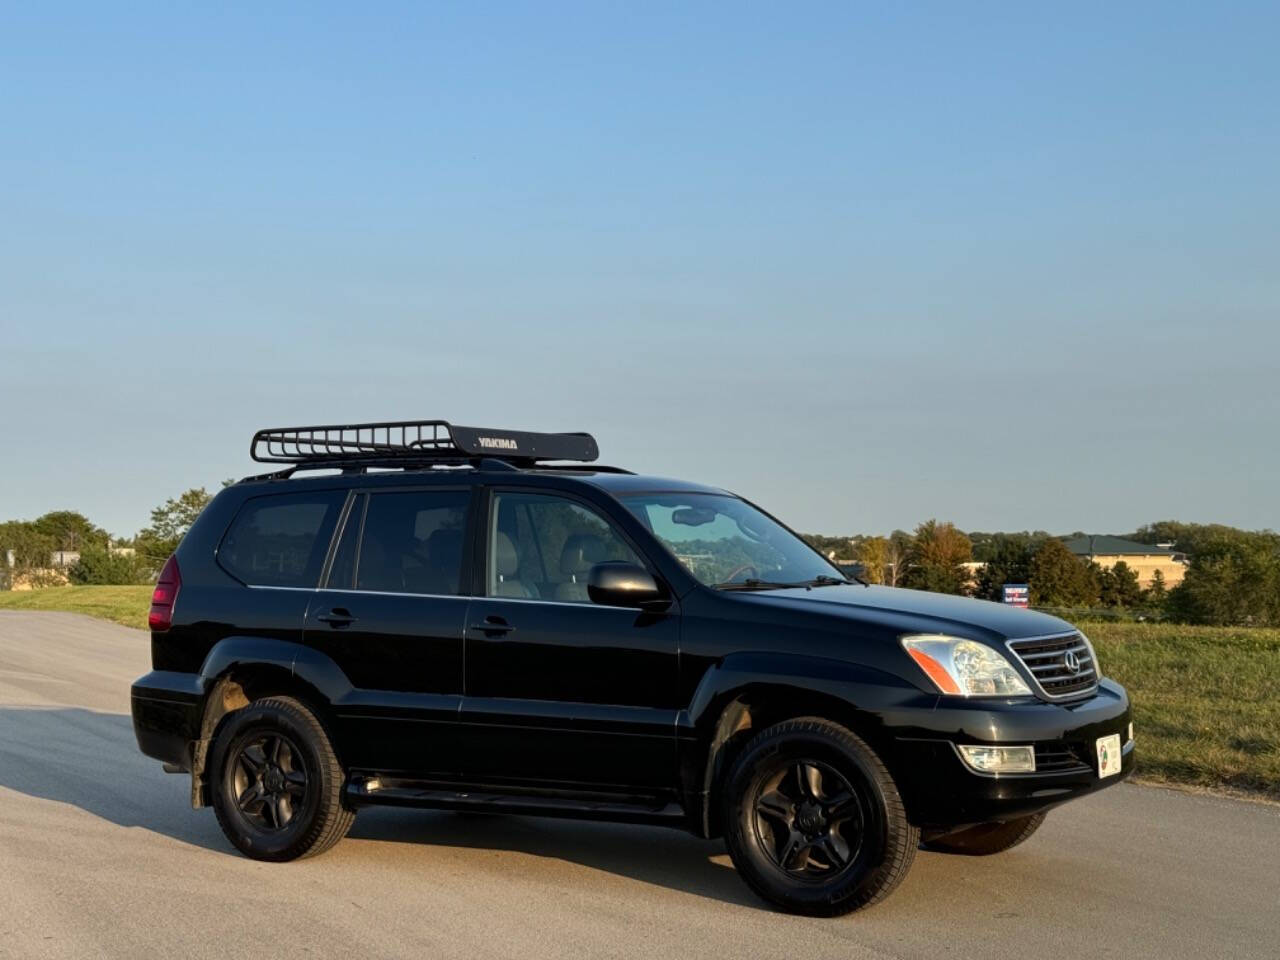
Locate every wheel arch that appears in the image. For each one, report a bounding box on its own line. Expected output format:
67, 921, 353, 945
188, 636, 352, 807
682, 654, 915, 839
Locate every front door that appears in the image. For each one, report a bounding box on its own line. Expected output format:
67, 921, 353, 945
303, 486, 474, 777
460, 488, 681, 791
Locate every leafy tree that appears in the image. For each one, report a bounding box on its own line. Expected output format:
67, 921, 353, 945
973, 533, 1037, 602
904, 520, 971, 595
1166, 530, 1280, 626
0, 521, 54, 568
31, 511, 108, 552
801, 534, 856, 560
68, 544, 152, 585
970, 530, 1052, 563
135, 488, 215, 563
0, 521, 59, 590
1029, 538, 1099, 606
1144, 569, 1168, 610
885, 530, 913, 587
1126, 521, 1275, 562
855, 536, 889, 584
1098, 560, 1142, 608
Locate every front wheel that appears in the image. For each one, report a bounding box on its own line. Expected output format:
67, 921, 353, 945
925, 813, 1046, 855
722, 717, 918, 916
209, 696, 355, 861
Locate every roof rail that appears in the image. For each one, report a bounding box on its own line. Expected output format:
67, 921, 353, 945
249, 420, 600, 467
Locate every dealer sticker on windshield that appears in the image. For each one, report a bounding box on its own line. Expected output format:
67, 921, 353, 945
1096, 733, 1122, 778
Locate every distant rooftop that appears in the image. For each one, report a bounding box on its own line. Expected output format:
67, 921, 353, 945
1064, 536, 1177, 557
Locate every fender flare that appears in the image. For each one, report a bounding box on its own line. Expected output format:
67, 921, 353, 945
680, 652, 926, 837
198, 635, 354, 704
186, 636, 354, 805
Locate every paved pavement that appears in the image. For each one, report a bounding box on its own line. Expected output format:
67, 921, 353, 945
1, 609, 1277, 960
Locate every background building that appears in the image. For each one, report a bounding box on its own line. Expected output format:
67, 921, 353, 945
1064, 536, 1187, 588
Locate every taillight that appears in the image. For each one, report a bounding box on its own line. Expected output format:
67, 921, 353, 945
149, 555, 182, 631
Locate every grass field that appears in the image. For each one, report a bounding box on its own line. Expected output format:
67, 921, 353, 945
1087, 621, 1280, 800
0, 584, 153, 630
1, 586, 1276, 799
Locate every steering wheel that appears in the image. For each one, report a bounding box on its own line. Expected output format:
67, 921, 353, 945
722, 563, 759, 584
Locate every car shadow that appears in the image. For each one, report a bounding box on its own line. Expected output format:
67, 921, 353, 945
346, 807, 754, 907
0, 705, 230, 852
0, 706, 756, 908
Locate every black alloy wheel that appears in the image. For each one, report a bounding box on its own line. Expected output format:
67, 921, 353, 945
723, 717, 918, 916
752, 759, 866, 881
230, 731, 309, 831
209, 696, 355, 861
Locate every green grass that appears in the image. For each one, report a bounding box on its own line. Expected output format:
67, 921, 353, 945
1087, 622, 1280, 800
1, 587, 1275, 799
0, 584, 153, 630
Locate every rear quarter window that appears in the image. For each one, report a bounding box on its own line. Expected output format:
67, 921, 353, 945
217, 490, 346, 587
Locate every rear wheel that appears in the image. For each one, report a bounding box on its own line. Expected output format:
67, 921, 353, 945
722, 717, 918, 916
925, 813, 1046, 855
209, 696, 354, 861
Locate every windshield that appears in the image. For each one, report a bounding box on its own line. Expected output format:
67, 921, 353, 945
621, 493, 846, 588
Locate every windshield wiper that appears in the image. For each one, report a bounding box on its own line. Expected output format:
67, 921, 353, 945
713, 578, 801, 591
716, 575, 866, 591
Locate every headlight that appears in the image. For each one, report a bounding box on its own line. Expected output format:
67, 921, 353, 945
901, 634, 1032, 697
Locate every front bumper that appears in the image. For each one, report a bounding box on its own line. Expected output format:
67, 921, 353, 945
890, 678, 1134, 830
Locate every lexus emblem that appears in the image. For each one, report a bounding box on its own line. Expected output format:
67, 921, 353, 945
1063, 650, 1081, 674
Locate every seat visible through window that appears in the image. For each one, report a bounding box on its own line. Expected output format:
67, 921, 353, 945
555, 534, 606, 602
493, 531, 537, 598
486, 492, 644, 604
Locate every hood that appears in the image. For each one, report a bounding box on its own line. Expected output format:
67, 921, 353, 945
727, 583, 1074, 641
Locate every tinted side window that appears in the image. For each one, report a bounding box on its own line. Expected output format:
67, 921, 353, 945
356, 490, 470, 595
487, 492, 643, 603
218, 491, 346, 587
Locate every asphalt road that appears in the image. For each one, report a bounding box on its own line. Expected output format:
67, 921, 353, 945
1, 610, 1277, 960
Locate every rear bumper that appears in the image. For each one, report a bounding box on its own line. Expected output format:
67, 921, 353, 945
131, 671, 205, 771
890, 678, 1134, 830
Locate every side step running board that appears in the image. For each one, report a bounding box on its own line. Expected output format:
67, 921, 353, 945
344, 780, 689, 828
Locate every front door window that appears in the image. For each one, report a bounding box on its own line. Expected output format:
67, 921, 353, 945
486, 492, 643, 603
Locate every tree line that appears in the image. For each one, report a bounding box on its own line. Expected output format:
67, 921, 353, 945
804, 520, 1280, 628
4, 492, 1277, 628
0, 488, 215, 589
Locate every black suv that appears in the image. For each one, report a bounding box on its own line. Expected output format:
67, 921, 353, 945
132, 420, 1133, 915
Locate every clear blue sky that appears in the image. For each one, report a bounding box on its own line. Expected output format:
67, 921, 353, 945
1, 3, 1276, 538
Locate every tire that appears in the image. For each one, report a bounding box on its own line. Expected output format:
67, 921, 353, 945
209, 696, 355, 862
925, 813, 1046, 856
722, 717, 918, 916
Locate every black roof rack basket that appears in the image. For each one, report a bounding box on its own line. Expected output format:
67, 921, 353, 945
250, 420, 599, 467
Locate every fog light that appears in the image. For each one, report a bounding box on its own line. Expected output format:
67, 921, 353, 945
958, 744, 1036, 774
1128, 722, 1134, 743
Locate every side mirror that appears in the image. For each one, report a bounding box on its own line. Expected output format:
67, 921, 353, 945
587, 561, 670, 610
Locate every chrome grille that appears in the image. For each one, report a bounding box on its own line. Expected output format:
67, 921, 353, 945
1007, 632, 1098, 699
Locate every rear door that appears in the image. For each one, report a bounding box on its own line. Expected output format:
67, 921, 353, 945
303, 485, 475, 777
